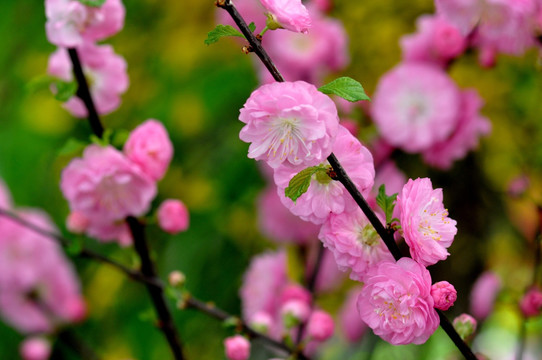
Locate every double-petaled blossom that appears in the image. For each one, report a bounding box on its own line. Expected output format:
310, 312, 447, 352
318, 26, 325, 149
357, 258, 439, 345
260, 0, 311, 33
239, 81, 339, 169
394, 178, 457, 266
431, 281, 457, 311
224, 335, 251, 360
519, 287, 542, 317
306, 310, 335, 342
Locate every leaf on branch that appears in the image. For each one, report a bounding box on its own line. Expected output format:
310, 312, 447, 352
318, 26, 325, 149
376, 184, 398, 225
248, 22, 256, 32
76, 0, 106, 7
26, 75, 56, 93
58, 138, 87, 156
53, 80, 78, 102
66, 237, 83, 256
285, 165, 328, 202
318, 77, 371, 102
204, 24, 244, 45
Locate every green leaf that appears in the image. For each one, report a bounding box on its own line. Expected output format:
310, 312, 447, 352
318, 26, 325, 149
89, 128, 113, 147
204, 24, 244, 45
26, 75, 56, 93
222, 316, 240, 329
76, 0, 106, 7
248, 22, 256, 32
318, 77, 371, 102
111, 129, 131, 148
376, 185, 398, 224
58, 138, 87, 156
54, 80, 78, 102
284, 166, 327, 202
66, 237, 83, 256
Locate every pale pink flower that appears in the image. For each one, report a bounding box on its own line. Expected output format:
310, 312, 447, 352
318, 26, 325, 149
469, 271, 501, 320
274, 125, 374, 224
157, 199, 189, 234
422, 89, 491, 169
357, 258, 439, 345
431, 281, 457, 311
311, 247, 346, 293
319, 208, 393, 282
47, 42, 129, 118
20, 337, 51, 360
86, 220, 133, 246
519, 287, 542, 317
339, 287, 367, 343
124, 119, 173, 181
260, 0, 311, 33
394, 178, 457, 266
224, 335, 251, 360
371, 63, 460, 153
452, 313, 477, 339
239, 81, 339, 169
434, 0, 484, 35
45, 0, 125, 47
66, 211, 89, 233
306, 310, 334, 341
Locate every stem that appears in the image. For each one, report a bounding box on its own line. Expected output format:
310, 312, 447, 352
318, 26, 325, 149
258, 25, 270, 38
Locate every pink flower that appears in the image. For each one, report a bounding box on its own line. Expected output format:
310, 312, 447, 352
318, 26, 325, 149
224, 335, 251, 360
157, 199, 189, 234
66, 211, 89, 233
279, 284, 312, 305
60, 145, 156, 244
431, 281, 457, 311
469, 271, 501, 320
249, 311, 273, 333
452, 313, 477, 339
280, 299, 311, 324
306, 310, 334, 341
422, 89, 491, 169
311, 248, 346, 293
274, 125, 374, 224
394, 178, 457, 266
357, 258, 439, 345
124, 119, 173, 181
260, 0, 311, 33
20, 337, 51, 360
47, 42, 129, 118
519, 287, 542, 317
45, 0, 125, 47
371, 63, 460, 153
339, 287, 367, 343
239, 81, 339, 169
319, 208, 394, 282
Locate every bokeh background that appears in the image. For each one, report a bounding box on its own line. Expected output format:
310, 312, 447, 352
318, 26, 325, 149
1, 0, 542, 359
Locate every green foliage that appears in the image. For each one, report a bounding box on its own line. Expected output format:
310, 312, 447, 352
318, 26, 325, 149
284, 165, 328, 202
76, 0, 106, 7
53, 80, 78, 102
204, 24, 244, 45
248, 22, 256, 32
376, 184, 398, 225
58, 138, 87, 156
318, 77, 371, 102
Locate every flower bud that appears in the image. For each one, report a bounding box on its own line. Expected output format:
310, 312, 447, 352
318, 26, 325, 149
280, 300, 310, 328
157, 199, 189, 234
168, 271, 186, 288
519, 287, 542, 318
431, 281, 457, 311
20, 337, 51, 360
307, 310, 335, 342
224, 335, 250, 360
249, 311, 273, 334
453, 313, 477, 340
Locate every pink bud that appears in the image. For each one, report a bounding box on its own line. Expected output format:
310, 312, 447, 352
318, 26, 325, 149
157, 199, 189, 234
279, 284, 311, 306
224, 335, 250, 360
452, 313, 477, 340
431, 281, 457, 311
168, 271, 186, 287
20, 337, 51, 360
249, 311, 273, 334
519, 287, 542, 318
307, 310, 335, 342
281, 300, 311, 326
65, 297, 87, 323
66, 211, 89, 233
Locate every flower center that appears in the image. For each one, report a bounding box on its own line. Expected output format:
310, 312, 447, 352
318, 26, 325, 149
418, 197, 450, 241
359, 224, 379, 246
266, 117, 309, 162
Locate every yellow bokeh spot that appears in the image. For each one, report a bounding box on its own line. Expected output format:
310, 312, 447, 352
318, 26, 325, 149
21, 93, 75, 135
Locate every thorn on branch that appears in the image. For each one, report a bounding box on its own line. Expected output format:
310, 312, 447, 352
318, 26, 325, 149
215, 0, 227, 7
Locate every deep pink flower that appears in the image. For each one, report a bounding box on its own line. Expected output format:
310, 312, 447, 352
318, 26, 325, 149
224, 335, 251, 360
274, 125, 374, 224
306, 310, 334, 341
157, 199, 189, 234
239, 81, 339, 169
357, 258, 439, 345
319, 208, 394, 282
260, 0, 311, 33
339, 287, 367, 343
469, 271, 501, 320
20, 337, 51, 360
45, 0, 125, 47
47, 42, 129, 118
431, 281, 457, 311
519, 287, 542, 317
394, 178, 457, 266
371, 63, 460, 153
124, 119, 173, 181
422, 89, 491, 169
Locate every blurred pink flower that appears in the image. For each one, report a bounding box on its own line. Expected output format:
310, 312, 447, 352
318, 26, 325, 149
371, 63, 460, 153
124, 119, 173, 181
45, 0, 125, 47
280, 299, 311, 323
469, 271, 501, 320
20, 337, 51, 360
394, 178, 457, 266
519, 287, 542, 318
311, 247, 346, 293
260, 0, 311, 33
339, 287, 367, 343
66, 211, 89, 234
431, 281, 457, 311
157, 199, 189, 234
224, 335, 250, 360
373, 161, 406, 198
239, 81, 339, 169
357, 258, 439, 345
47, 42, 129, 118
306, 310, 334, 341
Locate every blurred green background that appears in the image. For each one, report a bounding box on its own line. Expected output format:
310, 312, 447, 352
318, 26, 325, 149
1, 0, 542, 359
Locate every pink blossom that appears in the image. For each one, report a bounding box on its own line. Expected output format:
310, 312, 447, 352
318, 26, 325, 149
279, 284, 312, 306
85, 220, 133, 246
47, 42, 128, 118
311, 248, 346, 293
319, 208, 394, 282
431, 281, 457, 311
66, 211, 89, 233
45, 0, 125, 47
452, 313, 477, 339
371, 63, 460, 153
357, 258, 439, 345
60, 145, 156, 244
224, 335, 251, 360
249, 311, 273, 333
239, 81, 339, 169
469, 271, 501, 320
157, 199, 189, 234
306, 310, 334, 341
422, 89, 491, 169
124, 119, 173, 181
260, 0, 311, 33
280, 299, 311, 323
520, 287, 542, 317
400, 14, 466, 67
274, 125, 374, 224
339, 287, 367, 343
20, 337, 51, 360
394, 178, 457, 266
257, 185, 320, 244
